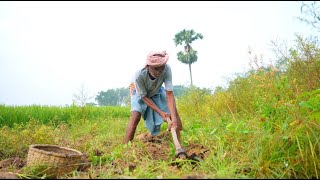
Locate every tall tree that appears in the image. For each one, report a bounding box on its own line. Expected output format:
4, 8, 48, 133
174, 29, 203, 86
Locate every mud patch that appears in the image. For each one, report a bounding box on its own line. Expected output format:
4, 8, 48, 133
181, 173, 208, 179
0, 172, 19, 179
0, 157, 25, 179
0, 157, 25, 172
112, 131, 210, 174
184, 143, 210, 160
137, 131, 210, 161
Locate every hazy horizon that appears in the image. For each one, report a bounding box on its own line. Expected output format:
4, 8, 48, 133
0, 1, 316, 106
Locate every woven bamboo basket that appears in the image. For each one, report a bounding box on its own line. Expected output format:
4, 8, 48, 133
26, 144, 83, 177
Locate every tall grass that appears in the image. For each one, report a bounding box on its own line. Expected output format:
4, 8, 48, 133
0, 105, 130, 128
176, 34, 320, 178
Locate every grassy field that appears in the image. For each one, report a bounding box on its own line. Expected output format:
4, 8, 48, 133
1, 34, 320, 179
0, 86, 319, 179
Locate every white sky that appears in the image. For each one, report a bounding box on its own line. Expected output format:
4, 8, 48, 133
0, 1, 315, 106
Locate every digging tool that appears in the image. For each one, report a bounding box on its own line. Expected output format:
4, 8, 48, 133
166, 117, 203, 162
166, 117, 188, 159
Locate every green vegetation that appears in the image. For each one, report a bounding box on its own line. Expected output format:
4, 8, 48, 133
0, 105, 130, 128
0, 2, 319, 179
1, 29, 319, 178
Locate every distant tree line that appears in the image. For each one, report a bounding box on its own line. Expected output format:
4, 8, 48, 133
94, 85, 190, 106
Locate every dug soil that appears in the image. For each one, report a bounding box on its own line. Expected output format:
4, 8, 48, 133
111, 131, 210, 178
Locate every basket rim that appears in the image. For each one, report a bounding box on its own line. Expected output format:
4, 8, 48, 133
29, 144, 83, 158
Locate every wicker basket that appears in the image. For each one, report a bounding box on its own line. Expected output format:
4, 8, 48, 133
26, 144, 83, 177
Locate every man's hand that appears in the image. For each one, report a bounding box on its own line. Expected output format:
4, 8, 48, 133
168, 119, 178, 131
160, 111, 171, 122
160, 112, 174, 130
160, 111, 177, 131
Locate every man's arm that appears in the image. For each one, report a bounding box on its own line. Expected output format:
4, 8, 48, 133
165, 90, 178, 129
141, 96, 170, 120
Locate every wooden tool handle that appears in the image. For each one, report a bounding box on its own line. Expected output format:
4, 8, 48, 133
167, 117, 183, 150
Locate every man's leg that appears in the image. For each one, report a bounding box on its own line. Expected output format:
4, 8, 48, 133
124, 111, 141, 144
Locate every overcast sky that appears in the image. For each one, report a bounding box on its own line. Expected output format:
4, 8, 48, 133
0, 1, 315, 106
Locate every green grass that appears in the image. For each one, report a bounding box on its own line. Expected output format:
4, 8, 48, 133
1, 103, 318, 178
1, 31, 320, 179
0, 105, 130, 128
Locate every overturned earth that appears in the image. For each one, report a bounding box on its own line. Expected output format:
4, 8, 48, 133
111, 131, 211, 176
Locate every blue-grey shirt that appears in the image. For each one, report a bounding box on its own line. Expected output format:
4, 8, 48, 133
133, 64, 173, 97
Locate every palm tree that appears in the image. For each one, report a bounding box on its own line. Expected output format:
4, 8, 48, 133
173, 29, 203, 86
